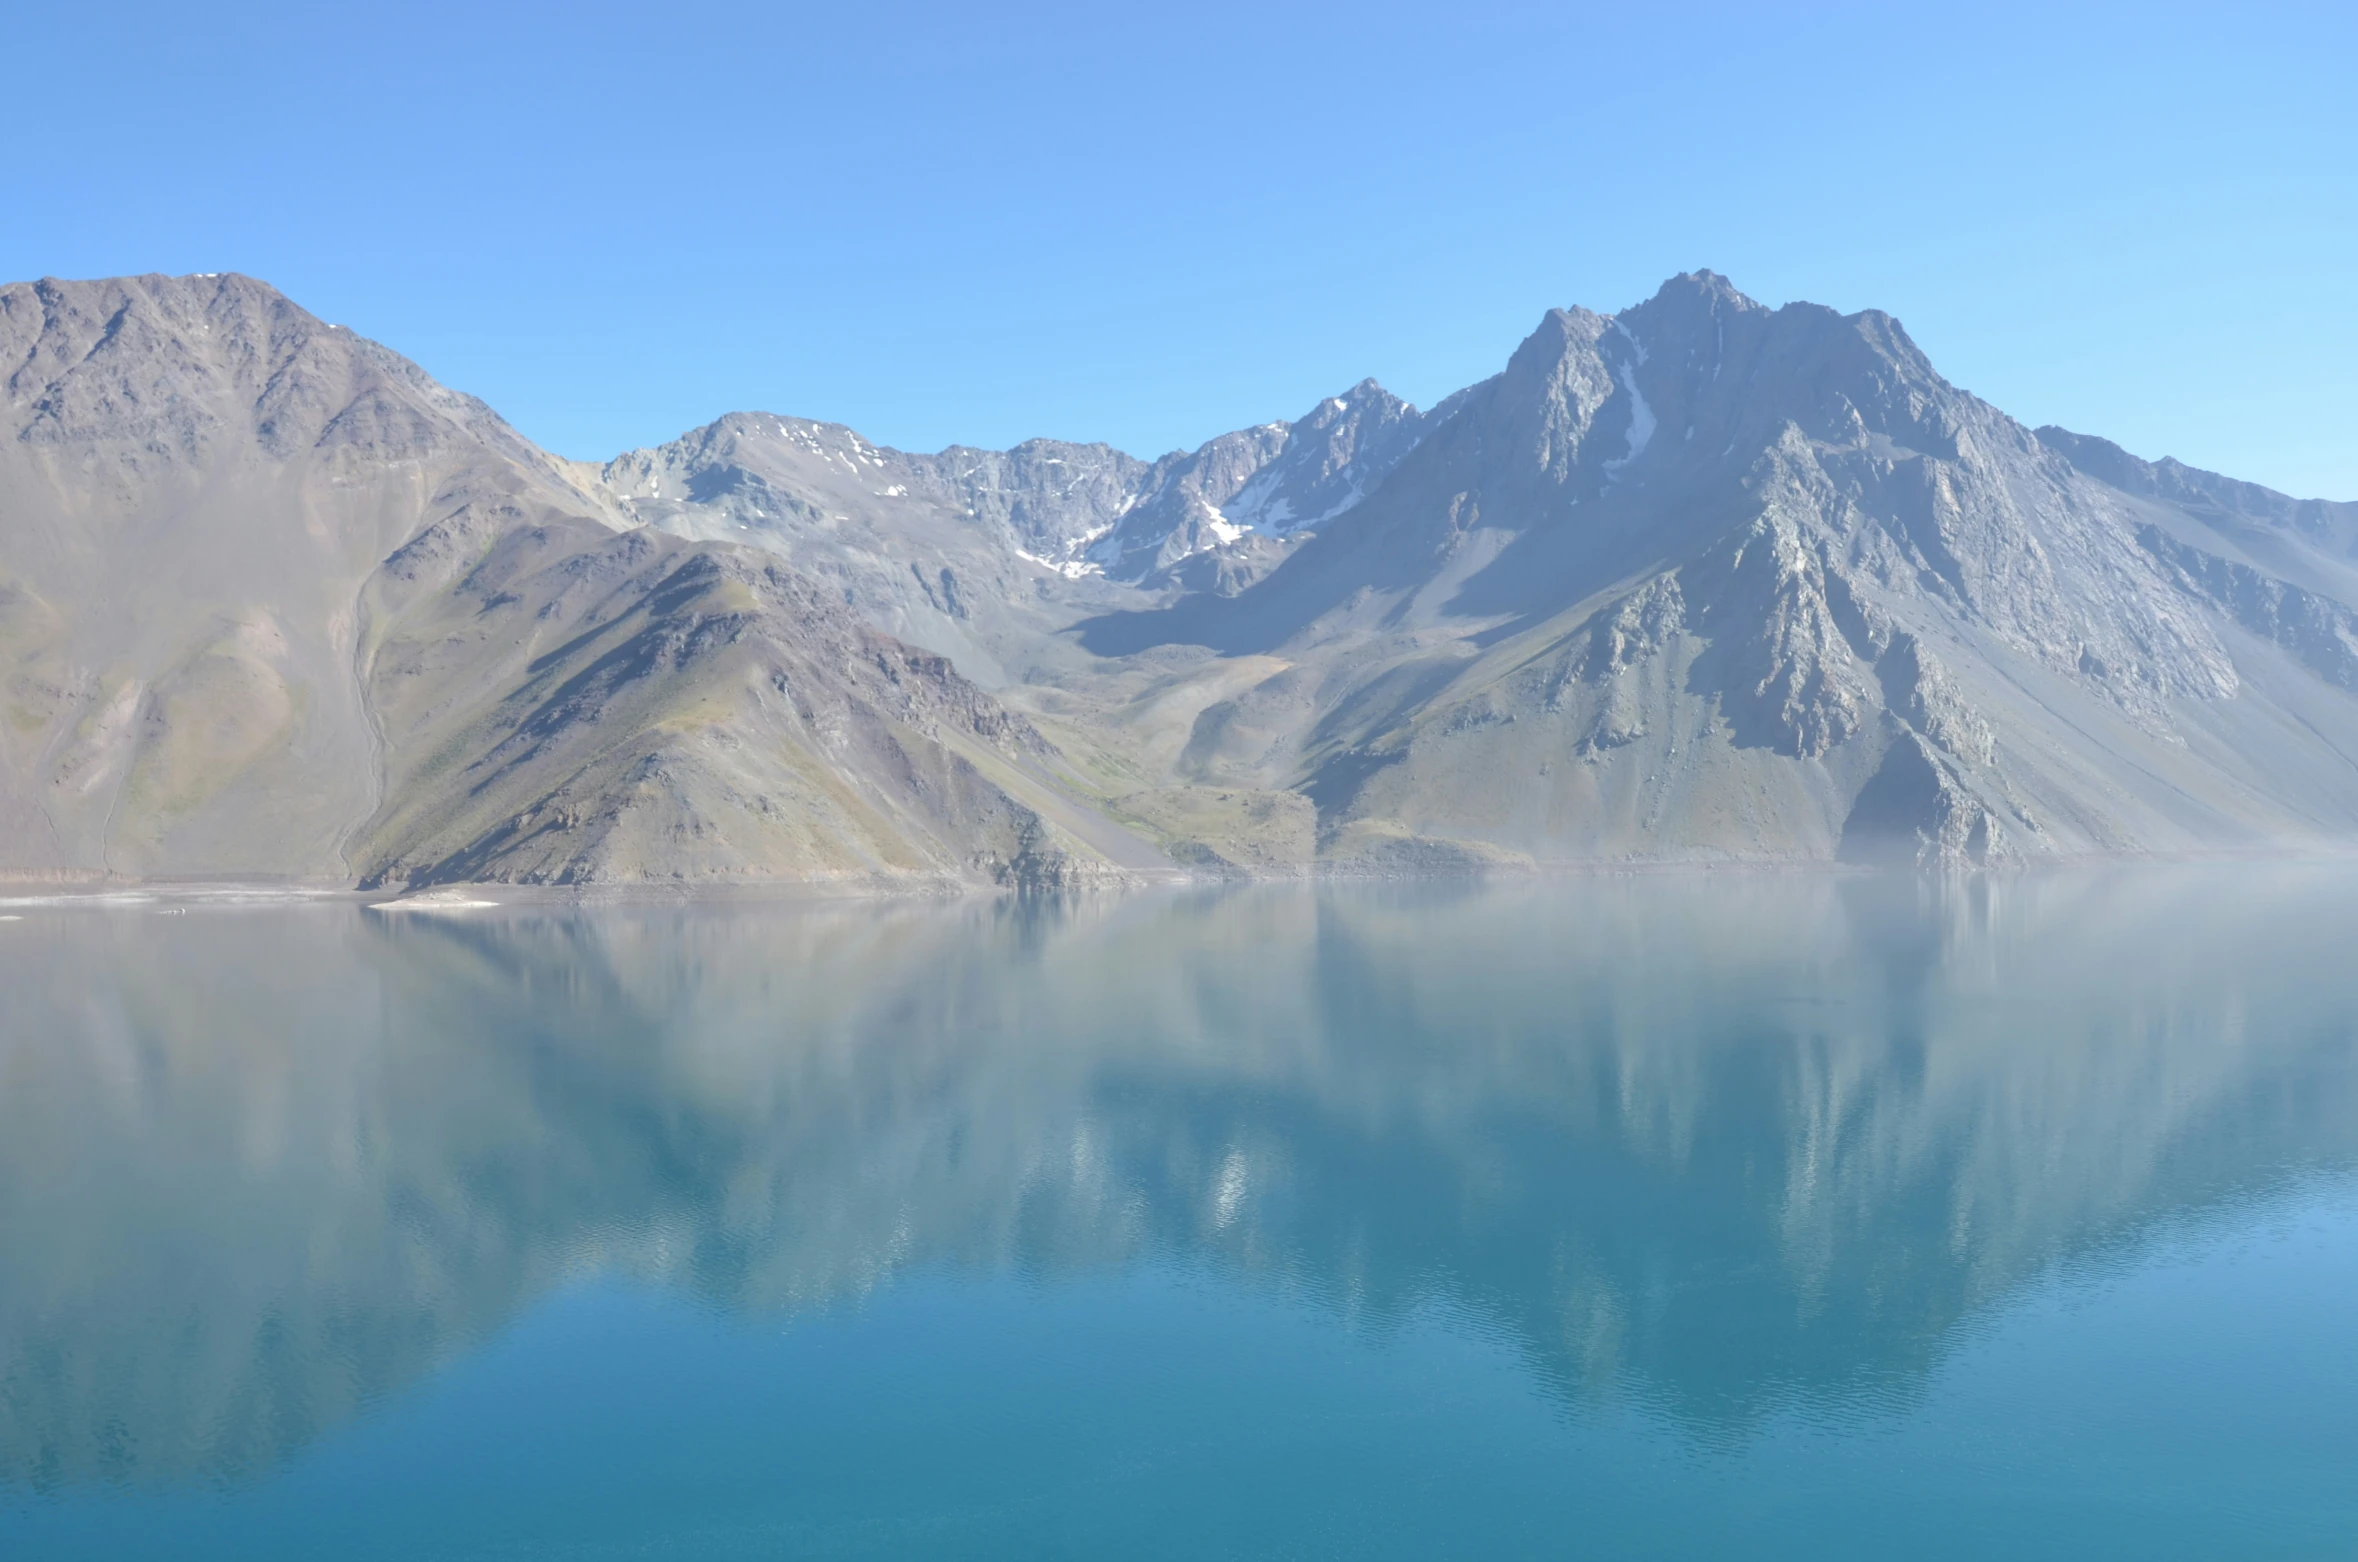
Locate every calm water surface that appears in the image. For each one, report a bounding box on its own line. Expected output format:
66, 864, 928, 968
2, 871, 2356, 1559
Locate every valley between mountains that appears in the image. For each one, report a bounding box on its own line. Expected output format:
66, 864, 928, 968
4, 270, 2355, 889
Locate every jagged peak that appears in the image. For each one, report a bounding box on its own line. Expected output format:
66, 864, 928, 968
1503, 306, 1611, 385
7, 271, 329, 347
1299, 377, 1413, 424
1841, 306, 1938, 377
1643, 269, 1762, 312
0, 268, 549, 475
1606, 272, 1767, 374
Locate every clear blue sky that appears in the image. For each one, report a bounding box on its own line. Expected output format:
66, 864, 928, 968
9, 1, 2352, 496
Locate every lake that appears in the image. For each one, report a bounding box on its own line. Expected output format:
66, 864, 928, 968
2, 869, 2355, 1559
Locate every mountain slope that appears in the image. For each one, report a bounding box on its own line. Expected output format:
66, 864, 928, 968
0, 274, 1152, 886
0, 272, 617, 876
351, 514, 1149, 889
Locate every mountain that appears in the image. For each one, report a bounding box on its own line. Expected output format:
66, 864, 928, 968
1053, 273, 2358, 867
4, 268, 2355, 884
0, 273, 1159, 888
588, 377, 1463, 689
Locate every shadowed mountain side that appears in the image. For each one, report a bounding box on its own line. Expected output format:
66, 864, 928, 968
350, 517, 1151, 889
6, 868, 2358, 1486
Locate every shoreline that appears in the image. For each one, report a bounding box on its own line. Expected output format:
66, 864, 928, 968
7, 845, 2358, 914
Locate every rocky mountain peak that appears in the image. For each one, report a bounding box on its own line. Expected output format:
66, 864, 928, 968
0, 271, 549, 488
1623, 269, 1764, 334
1329, 376, 1402, 410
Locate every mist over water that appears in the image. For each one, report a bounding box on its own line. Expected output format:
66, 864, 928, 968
4, 870, 2357, 1558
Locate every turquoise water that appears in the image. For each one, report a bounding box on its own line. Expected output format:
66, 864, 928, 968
2, 870, 2356, 1558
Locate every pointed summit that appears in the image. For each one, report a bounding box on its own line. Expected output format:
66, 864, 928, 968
1644, 269, 1759, 310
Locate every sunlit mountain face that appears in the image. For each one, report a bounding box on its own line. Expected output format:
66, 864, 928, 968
5, 869, 2356, 1504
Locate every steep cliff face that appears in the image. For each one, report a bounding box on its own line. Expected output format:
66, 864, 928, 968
0, 274, 1154, 886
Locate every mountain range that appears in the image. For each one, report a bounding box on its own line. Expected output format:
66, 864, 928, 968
4, 269, 2355, 888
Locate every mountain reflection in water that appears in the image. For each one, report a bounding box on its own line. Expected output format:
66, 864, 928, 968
4, 868, 2357, 1492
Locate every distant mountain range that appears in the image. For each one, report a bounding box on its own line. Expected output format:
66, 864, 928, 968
3, 269, 2354, 887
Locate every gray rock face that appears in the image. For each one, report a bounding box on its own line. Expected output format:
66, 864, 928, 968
6, 267, 2358, 882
